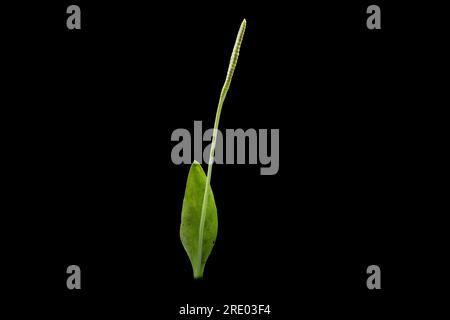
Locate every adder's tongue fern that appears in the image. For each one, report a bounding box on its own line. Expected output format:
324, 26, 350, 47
197, 19, 247, 276
180, 19, 247, 279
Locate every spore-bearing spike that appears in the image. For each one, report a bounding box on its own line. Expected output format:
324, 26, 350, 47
224, 19, 246, 92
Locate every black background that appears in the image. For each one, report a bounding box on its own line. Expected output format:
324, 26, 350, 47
3, 0, 447, 318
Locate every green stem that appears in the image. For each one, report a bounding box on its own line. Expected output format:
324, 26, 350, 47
195, 19, 246, 278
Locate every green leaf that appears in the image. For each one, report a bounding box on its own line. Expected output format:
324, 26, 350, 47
180, 161, 218, 279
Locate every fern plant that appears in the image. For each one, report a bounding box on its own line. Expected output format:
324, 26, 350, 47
180, 19, 247, 279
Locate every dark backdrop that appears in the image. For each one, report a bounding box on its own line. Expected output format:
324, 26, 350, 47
3, 1, 446, 318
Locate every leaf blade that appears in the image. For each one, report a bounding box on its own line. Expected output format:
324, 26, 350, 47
180, 161, 218, 279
